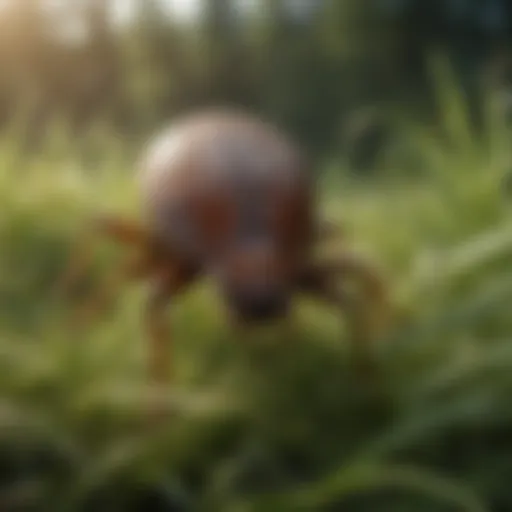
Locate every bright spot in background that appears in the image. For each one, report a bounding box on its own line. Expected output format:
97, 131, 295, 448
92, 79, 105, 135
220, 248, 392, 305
167, 0, 202, 21
111, 0, 262, 25
0, 0, 204, 25
0, 0, 291, 26
112, 0, 202, 25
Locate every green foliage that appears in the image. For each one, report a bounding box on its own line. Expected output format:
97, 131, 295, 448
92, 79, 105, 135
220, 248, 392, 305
1, 0, 511, 169
2, 72, 512, 511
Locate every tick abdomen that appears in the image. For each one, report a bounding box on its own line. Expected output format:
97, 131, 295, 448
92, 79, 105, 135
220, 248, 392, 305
138, 110, 313, 265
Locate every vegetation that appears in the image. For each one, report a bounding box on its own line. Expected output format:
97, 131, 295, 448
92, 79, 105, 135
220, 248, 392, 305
1, 0, 512, 165
0, 57, 511, 511
1, 1, 512, 510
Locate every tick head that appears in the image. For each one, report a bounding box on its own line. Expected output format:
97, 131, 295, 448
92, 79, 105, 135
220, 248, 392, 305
215, 239, 291, 323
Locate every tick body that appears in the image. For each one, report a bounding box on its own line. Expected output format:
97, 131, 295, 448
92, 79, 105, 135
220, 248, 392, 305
139, 110, 314, 323
60, 109, 388, 408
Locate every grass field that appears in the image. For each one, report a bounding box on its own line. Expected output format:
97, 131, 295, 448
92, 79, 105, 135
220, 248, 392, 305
2, 77, 512, 510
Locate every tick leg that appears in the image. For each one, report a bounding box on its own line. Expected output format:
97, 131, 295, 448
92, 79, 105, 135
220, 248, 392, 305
56, 214, 161, 327
54, 214, 150, 297
327, 253, 388, 310
297, 260, 351, 311
146, 277, 173, 391
297, 253, 390, 352
144, 264, 198, 420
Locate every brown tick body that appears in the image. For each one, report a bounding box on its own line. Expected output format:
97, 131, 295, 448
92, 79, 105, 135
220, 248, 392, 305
139, 111, 315, 322
60, 109, 388, 405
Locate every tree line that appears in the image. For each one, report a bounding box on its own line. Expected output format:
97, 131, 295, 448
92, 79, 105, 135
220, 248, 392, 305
0, 0, 512, 166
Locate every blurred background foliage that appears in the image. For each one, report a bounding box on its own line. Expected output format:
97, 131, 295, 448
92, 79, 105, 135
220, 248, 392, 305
2, 1, 512, 511
1, 0, 512, 168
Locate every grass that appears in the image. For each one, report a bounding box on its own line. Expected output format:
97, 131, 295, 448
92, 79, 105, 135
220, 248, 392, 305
2, 75, 512, 510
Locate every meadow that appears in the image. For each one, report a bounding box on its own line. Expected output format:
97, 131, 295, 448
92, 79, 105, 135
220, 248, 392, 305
2, 71, 512, 511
